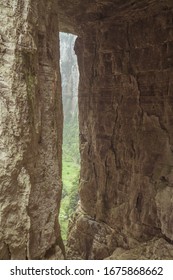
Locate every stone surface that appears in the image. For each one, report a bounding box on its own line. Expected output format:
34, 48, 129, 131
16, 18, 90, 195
0, 0, 64, 259
66, 1, 173, 259
58, 0, 173, 34
106, 238, 173, 260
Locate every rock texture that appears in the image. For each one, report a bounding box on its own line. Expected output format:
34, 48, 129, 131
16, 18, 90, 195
0, 0, 64, 259
106, 238, 173, 260
65, 1, 173, 259
1, 0, 173, 260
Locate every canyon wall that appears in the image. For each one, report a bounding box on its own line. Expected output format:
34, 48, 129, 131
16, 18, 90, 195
66, 3, 173, 259
0, 0, 64, 259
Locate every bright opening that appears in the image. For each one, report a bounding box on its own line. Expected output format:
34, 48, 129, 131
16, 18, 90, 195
59, 32, 80, 242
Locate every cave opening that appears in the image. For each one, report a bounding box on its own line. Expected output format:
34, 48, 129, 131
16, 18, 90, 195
59, 32, 80, 242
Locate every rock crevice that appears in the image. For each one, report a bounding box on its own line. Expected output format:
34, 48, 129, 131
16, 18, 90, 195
1, 0, 173, 260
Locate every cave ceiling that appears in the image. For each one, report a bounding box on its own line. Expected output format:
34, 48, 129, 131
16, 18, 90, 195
58, 0, 173, 34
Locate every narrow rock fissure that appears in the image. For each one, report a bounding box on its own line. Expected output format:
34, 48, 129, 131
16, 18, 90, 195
1, 0, 173, 260
59, 32, 80, 243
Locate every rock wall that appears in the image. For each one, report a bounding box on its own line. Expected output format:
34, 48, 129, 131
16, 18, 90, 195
0, 0, 64, 259
67, 5, 173, 259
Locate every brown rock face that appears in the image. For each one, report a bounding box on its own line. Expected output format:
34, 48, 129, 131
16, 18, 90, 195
65, 1, 173, 259
0, 0, 64, 259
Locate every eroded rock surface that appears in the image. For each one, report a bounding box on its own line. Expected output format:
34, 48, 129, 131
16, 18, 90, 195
65, 1, 173, 259
0, 0, 64, 259
106, 238, 173, 260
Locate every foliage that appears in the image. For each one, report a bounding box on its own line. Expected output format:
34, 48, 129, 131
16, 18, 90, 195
59, 32, 80, 241
63, 115, 80, 164
59, 161, 80, 241
60, 115, 80, 241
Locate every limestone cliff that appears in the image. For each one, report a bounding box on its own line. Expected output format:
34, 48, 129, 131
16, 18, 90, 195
63, 1, 173, 259
60, 32, 80, 165
60, 33, 79, 123
0, 0, 64, 259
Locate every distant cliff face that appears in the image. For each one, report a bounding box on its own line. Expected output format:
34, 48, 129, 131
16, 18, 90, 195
60, 33, 80, 164
60, 33, 79, 123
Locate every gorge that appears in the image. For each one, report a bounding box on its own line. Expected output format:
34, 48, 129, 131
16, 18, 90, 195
0, 0, 173, 259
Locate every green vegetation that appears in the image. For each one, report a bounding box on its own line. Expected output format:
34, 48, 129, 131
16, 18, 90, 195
59, 32, 80, 241
63, 115, 80, 164
59, 119, 80, 241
